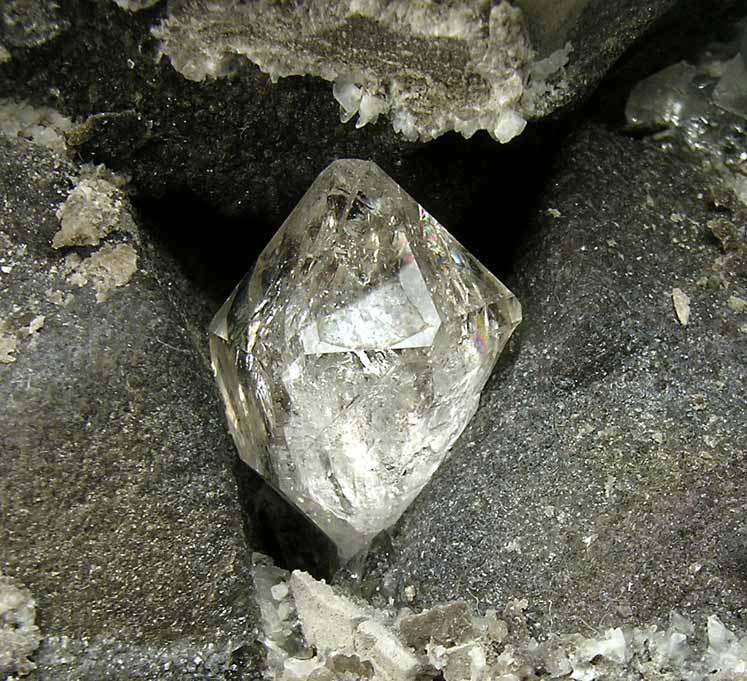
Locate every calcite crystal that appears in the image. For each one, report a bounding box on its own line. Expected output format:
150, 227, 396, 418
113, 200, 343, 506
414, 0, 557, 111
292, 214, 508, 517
153, 0, 571, 143
251, 554, 747, 681
210, 160, 520, 558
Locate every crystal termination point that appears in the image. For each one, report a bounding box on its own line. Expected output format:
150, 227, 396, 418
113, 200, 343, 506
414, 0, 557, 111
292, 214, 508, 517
210, 160, 521, 559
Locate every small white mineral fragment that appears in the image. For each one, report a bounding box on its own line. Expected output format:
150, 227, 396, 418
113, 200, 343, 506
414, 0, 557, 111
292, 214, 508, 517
0, 321, 17, 363
53, 178, 129, 249
727, 295, 747, 313
672, 288, 691, 326
289, 571, 365, 653
706, 615, 747, 676
574, 627, 629, 665
354, 619, 420, 681
111, 0, 160, 10
27, 315, 45, 335
0, 572, 42, 677
0, 98, 73, 151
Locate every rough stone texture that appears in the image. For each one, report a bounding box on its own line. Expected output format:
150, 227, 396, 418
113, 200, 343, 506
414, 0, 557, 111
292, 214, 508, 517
0, 0, 409, 226
254, 554, 747, 681
525, 0, 678, 112
152, 0, 542, 143
0, 1, 737, 226
522, 1, 745, 115
0, 572, 42, 677
362, 123, 747, 638
0, 0, 69, 49
0, 136, 262, 679
2, 4, 747, 677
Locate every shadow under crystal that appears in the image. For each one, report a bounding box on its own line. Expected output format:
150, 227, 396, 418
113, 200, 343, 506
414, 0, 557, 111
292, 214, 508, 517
232, 458, 340, 579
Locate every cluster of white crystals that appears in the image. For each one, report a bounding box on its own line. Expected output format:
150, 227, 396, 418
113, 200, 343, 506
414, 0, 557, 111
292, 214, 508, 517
210, 160, 521, 559
153, 0, 571, 143
0, 98, 73, 152
252, 554, 747, 681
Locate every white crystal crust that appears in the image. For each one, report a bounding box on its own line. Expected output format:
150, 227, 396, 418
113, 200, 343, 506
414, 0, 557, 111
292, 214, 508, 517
210, 159, 520, 558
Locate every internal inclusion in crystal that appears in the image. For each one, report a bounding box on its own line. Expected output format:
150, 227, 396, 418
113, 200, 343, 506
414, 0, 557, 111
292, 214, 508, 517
210, 160, 521, 559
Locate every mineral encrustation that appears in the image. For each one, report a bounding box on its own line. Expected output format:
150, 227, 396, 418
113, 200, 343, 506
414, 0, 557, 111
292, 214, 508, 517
210, 159, 520, 558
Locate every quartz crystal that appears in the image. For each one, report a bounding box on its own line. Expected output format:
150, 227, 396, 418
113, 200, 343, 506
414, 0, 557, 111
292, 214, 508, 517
210, 160, 521, 559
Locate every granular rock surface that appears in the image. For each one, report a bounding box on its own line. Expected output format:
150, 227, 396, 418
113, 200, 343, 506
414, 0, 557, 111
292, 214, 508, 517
365, 123, 747, 637
0, 136, 261, 679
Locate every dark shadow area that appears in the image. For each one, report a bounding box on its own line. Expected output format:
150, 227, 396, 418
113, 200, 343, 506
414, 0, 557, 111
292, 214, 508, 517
233, 458, 340, 579
392, 117, 573, 282
135, 191, 278, 308
134, 114, 574, 304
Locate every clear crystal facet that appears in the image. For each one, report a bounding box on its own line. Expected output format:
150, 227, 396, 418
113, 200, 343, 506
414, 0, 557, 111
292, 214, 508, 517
210, 160, 521, 558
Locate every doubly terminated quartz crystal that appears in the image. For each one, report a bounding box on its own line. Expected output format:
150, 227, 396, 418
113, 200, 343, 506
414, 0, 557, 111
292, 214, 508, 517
210, 160, 521, 559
